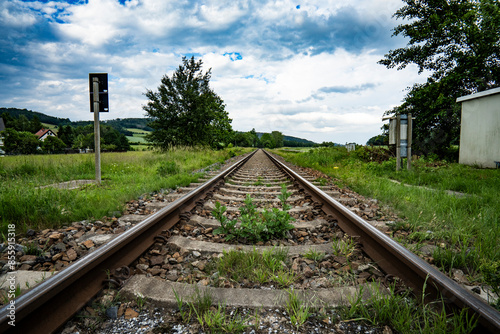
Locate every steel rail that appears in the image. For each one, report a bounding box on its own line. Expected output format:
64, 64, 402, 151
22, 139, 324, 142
264, 150, 500, 333
0, 150, 256, 334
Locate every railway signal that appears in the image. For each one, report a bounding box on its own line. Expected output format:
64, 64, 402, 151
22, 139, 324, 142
89, 73, 109, 184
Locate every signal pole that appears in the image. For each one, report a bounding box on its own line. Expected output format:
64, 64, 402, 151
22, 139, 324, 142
89, 73, 109, 184
92, 77, 101, 183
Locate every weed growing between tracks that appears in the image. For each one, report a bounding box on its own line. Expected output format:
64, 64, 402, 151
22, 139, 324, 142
273, 146, 500, 309
0, 147, 251, 236
212, 184, 295, 242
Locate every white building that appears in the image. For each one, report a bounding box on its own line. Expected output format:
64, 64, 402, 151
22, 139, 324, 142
457, 87, 500, 168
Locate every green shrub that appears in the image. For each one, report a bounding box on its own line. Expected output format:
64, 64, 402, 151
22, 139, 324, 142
480, 260, 500, 310
351, 146, 392, 163
157, 161, 180, 176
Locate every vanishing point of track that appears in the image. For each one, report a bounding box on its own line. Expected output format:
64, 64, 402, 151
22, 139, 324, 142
1, 149, 499, 333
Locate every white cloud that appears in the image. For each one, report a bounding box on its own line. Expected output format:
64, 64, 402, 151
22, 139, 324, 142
0, 0, 429, 144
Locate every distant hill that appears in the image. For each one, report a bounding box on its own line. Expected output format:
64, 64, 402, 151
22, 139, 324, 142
0, 108, 152, 135
255, 132, 316, 147
0, 107, 71, 126
1, 108, 319, 145
283, 135, 316, 146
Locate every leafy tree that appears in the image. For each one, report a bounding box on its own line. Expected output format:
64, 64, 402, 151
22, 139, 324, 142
143, 56, 233, 149
14, 115, 32, 132
1, 112, 14, 128
41, 136, 66, 153
271, 131, 284, 148
57, 125, 74, 147
380, 0, 500, 91
234, 132, 254, 147
2, 128, 39, 154
30, 115, 43, 133
260, 133, 275, 149
367, 134, 388, 146
72, 133, 94, 150
392, 77, 464, 159
380, 0, 500, 158
70, 124, 130, 151
320, 142, 336, 147
249, 129, 260, 147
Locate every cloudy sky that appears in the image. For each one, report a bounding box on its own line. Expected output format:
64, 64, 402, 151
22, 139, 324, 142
0, 0, 428, 144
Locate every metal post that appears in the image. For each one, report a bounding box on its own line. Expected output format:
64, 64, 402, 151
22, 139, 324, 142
407, 113, 412, 170
93, 77, 101, 184
396, 114, 401, 171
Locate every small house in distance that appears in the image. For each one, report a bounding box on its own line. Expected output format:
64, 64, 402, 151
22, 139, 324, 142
0, 118, 5, 156
457, 87, 500, 168
35, 128, 56, 142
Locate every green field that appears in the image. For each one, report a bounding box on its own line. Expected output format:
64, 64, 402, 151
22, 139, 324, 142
0, 147, 251, 233
273, 146, 500, 307
41, 123, 59, 132
126, 127, 150, 144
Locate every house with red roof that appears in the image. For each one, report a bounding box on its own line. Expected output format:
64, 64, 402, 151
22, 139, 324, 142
0, 118, 5, 155
35, 128, 56, 141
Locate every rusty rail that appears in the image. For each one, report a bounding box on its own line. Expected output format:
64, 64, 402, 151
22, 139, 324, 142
0, 150, 256, 334
264, 150, 500, 333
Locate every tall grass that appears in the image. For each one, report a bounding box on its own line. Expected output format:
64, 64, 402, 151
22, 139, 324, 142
273, 147, 500, 295
0, 147, 251, 235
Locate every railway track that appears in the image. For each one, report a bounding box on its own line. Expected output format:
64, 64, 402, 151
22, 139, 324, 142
1, 149, 499, 333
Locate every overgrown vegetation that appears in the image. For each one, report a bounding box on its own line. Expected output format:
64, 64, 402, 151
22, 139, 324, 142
212, 184, 294, 242
0, 147, 250, 235
339, 283, 477, 334
274, 146, 500, 309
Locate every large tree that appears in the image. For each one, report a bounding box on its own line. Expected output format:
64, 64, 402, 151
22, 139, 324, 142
2, 128, 39, 155
144, 57, 233, 149
380, 0, 500, 158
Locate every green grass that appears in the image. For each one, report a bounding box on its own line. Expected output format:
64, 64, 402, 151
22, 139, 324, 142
215, 247, 295, 287
272, 146, 500, 303
41, 123, 59, 132
285, 289, 311, 330
173, 287, 250, 333
126, 136, 147, 143
0, 147, 251, 235
126, 128, 150, 144
126, 128, 150, 134
339, 283, 477, 333
303, 248, 326, 262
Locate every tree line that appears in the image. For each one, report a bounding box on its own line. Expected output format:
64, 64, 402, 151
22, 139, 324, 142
233, 130, 286, 149
1, 113, 130, 155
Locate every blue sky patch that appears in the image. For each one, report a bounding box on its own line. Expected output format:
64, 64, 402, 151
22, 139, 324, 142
223, 52, 243, 61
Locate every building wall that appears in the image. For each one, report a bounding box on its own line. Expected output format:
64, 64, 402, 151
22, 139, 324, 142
459, 90, 500, 168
